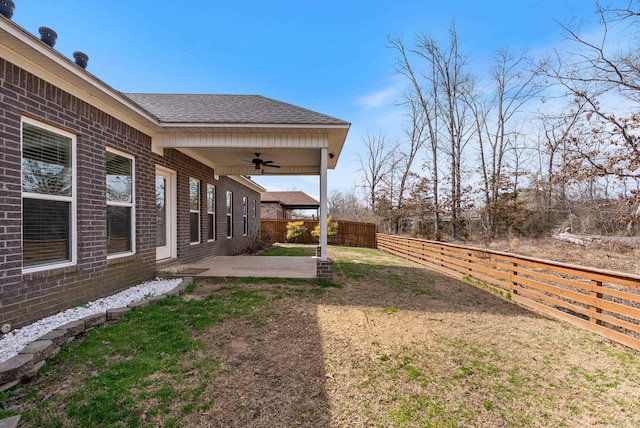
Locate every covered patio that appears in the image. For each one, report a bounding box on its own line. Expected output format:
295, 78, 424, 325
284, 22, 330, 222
125, 94, 350, 276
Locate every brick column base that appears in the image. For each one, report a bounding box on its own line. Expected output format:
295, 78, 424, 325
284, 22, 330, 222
316, 259, 333, 279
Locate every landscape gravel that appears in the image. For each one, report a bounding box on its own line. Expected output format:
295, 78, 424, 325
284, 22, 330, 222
0, 277, 183, 364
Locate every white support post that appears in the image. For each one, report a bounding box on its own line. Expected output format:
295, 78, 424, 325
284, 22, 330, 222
320, 148, 328, 260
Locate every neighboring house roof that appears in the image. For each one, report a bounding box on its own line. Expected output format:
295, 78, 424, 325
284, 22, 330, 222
261, 191, 320, 210
123, 93, 349, 126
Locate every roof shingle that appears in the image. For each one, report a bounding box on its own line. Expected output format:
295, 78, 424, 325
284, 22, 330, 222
261, 191, 320, 209
123, 93, 349, 126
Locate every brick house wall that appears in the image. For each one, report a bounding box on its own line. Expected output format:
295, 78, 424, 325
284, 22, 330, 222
261, 202, 289, 219
0, 58, 261, 329
154, 148, 260, 264
260, 202, 285, 220
0, 57, 156, 329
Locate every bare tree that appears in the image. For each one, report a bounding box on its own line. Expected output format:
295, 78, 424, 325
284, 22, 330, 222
541, 1, 640, 233
328, 190, 376, 222
534, 101, 586, 219
415, 24, 475, 240
389, 22, 474, 240
356, 132, 396, 212
383, 94, 428, 233
467, 49, 541, 237
389, 36, 442, 238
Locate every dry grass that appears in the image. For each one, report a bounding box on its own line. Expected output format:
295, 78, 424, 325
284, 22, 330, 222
478, 237, 640, 275
3, 245, 640, 427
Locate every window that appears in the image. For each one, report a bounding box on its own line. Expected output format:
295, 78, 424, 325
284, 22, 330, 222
106, 149, 134, 256
252, 199, 256, 218
21, 119, 76, 271
243, 196, 248, 236
226, 190, 233, 238
207, 184, 215, 241
189, 178, 200, 244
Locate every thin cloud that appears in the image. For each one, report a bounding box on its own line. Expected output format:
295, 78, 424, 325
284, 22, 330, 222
356, 87, 398, 108
356, 75, 406, 108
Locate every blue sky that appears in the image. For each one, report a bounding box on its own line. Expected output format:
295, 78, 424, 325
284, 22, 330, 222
11, 1, 600, 199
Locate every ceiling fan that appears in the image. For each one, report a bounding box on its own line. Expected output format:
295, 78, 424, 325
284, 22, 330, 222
250, 153, 280, 170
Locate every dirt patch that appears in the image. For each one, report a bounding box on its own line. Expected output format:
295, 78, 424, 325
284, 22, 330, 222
182, 298, 330, 427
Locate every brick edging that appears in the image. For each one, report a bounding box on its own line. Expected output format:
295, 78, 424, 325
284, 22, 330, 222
0, 277, 192, 392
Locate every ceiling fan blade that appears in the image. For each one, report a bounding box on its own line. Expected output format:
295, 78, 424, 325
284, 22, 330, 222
263, 164, 280, 168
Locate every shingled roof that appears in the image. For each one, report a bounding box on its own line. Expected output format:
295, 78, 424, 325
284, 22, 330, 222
261, 191, 320, 209
123, 93, 349, 126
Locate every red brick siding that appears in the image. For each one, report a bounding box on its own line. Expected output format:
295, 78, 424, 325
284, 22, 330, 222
0, 59, 144, 326
153, 148, 261, 263
0, 57, 262, 329
0, 58, 158, 328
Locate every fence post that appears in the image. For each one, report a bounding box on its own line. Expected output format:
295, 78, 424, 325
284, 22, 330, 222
467, 251, 473, 276
511, 262, 519, 296
590, 280, 603, 325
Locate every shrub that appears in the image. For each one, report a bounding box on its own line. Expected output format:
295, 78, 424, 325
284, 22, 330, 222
286, 221, 308, 243
311, 216, 339, 240
233, 233, 269, 255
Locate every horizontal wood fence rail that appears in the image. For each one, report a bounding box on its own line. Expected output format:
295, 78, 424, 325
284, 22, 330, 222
377, 233, 640, 352
261, 219, 377, 248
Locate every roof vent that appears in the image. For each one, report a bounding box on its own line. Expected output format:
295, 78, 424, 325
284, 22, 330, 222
39, 26, 57, 47
0, 0, 15, 20
73, 51, 89, 69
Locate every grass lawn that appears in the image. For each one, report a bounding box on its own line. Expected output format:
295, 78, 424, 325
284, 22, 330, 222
2, 246, 640, 427
260, 242, 317, 257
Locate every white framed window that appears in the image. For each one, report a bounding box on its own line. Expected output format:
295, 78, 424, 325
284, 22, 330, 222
207, 184, 216, 241
243, 196, 248, 236
189, 178, 200, 244
252, 199, 256, 218
21, 118, 77, 272
226, 190, 233, 239
106, 148, 135, 258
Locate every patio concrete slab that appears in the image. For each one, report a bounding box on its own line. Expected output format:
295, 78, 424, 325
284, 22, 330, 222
158, 256, 317, 279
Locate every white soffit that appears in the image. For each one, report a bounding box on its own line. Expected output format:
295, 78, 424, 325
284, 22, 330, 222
155, 132, 329, 149
216, 165, 321, 175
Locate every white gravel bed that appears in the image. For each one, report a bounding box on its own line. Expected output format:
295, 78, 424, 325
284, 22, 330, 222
0, 278, 183, 364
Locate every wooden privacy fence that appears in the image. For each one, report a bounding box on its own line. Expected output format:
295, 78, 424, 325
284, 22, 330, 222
261, 219, 377, 248
377, 233, 640, 352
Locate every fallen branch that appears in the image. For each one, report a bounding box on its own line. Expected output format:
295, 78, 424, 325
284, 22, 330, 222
552, 232, 639, 248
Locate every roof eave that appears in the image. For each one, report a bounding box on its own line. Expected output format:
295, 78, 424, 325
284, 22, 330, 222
229, 176, 267, 193
156, 122, 350, 129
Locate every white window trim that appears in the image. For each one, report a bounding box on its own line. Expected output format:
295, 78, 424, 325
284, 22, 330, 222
242, 196, 248, 236
21, 117, 77, 274
155, 165, 177, 260
190, 178, 200, 244
207, 184, 216, 242
106, 147, 136, 260
226, 190, 233, 239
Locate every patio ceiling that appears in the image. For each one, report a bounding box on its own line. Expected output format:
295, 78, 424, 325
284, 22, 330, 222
153, 126, 349, 175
